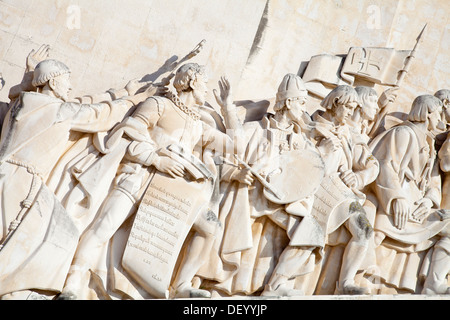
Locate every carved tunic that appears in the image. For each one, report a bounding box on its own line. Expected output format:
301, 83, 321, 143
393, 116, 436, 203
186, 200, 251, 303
112, 95, 229, 201
370, 121, 449, 247
0, 92, 131, 239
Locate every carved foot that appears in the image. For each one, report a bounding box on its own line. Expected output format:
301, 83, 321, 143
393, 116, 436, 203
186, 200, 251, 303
337, 284, 369, 295
422, 284, 450, 295
173, 283, 211, 299
261, 284, 304, 297
55, 291, 78, 300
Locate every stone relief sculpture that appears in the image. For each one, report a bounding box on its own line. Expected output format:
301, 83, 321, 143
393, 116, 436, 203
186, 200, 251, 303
0, 36, 448, 300
196, 74, 325, 297
0, 58, 162, 299
368, 95, 449, 294
59, 62, 231, 300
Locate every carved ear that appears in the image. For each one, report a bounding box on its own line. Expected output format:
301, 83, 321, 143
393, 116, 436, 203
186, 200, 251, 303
189, 78, 197, 91
48, 78, 57, 91
285, 98, 292, 110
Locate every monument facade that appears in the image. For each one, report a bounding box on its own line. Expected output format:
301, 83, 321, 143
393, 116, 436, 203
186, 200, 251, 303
0, 0, 448, 300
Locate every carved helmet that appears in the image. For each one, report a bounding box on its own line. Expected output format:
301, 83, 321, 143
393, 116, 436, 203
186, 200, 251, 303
275, 73, 307, 103
32, 59, 71, 87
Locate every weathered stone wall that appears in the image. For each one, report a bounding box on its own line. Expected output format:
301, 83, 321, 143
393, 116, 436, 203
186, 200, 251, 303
0, 0, 449, 114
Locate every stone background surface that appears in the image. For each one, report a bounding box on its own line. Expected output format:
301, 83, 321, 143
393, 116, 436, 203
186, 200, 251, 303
0, 0, 449, 114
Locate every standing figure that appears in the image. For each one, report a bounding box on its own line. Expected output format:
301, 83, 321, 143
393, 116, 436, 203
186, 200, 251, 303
0, 59, 155, 298
198, 74, 325, 297
60, 63, 231, 300
369, 95, 449, 294
308, 85, 378, 295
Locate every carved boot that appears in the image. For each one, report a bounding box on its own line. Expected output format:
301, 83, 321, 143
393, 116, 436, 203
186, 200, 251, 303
173, 282, 211, 299
336, 280, 369, 295
337, 240, 370, 295
422, 246, 450, 295
261, 284, 304, 297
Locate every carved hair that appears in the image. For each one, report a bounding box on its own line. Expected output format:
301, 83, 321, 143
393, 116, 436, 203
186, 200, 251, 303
355, 86, 377, 104
434, 89, 450, 102
173, 63, 206, 93
32, 59, 71, 87
320, 85, 360, 111
408, 95, 442, 123
355, 86, 378, 118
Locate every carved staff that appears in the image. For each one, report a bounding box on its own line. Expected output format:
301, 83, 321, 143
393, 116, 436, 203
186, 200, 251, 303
221, 155, 285, 200
369, 24, 427, 138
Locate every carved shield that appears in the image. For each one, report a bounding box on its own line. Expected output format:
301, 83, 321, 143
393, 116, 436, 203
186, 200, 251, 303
263, 149, 325, 204
121, 171, 213, 299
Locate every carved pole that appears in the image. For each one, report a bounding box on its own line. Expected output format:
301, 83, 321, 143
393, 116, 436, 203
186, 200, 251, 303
396, 24, 427, 86
369, 24, 427, 138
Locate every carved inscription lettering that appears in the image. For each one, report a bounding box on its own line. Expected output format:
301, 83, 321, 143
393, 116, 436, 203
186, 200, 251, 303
126, 184, 192, 267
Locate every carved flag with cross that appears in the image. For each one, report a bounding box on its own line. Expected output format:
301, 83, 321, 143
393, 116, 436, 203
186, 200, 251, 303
302, 47, 411, 98
341, 47, 411, 86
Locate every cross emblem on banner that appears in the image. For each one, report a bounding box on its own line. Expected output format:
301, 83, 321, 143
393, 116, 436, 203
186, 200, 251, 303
353, 48, 383, 76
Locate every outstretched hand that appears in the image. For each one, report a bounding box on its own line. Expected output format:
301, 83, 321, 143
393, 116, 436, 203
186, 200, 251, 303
378, 87, 399, 109
213, 76, 234, 109
27, 44, 50, 72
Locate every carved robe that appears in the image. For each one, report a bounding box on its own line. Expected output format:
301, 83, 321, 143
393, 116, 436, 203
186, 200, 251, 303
368, 121, 450, 293
293, 111, 379, 295
69, 95, 230, 299
0, 91, 132, 296
198, 114, 322, 295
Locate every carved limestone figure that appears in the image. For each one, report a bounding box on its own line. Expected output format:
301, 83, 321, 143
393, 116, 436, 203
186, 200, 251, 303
369, 95, 450, 294
306, 85, 378, 295
0, 59, 159, 299
196, 74, 325, 297
59, 63, 231, 300
0, 45, 50, 134
351, 86, 398, 143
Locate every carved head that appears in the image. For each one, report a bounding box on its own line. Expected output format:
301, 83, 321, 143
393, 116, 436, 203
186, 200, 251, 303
408, 95, 444, 132
32, 59, 72, 102
434, 89, 450, 124
274, 74, 308, 122
173, 63, 208, 106
320, 85, 360, 125
355, 86, 379, 121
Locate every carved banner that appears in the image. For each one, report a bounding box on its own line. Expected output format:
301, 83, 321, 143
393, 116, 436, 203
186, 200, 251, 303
121, 171, 212, 298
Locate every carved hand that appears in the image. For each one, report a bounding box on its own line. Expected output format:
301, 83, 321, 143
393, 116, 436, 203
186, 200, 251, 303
213, 76, 234, 110
411, 198, 433, 223
392, 198, 410, 230
232, 168, 254, 186
26, 44, 50, 72
378, 87, 399, 109
125, 79, 150, 96
153, 156, 185, 178
321, 135, 341, 152
340, 170, 359, 189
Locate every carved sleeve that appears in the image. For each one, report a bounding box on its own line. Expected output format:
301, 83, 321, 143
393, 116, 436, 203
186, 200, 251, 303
372, 127, 414, 215
63, 99, 132, 133
352, 143, 380, 189
122, 98, 165, 166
